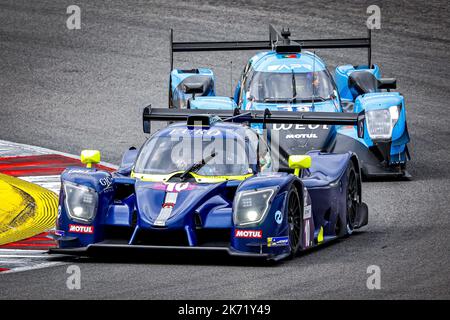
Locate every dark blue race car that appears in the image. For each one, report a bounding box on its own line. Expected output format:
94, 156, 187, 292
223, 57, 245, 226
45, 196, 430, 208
50, 107, 368, 262
169, 25, 411, 179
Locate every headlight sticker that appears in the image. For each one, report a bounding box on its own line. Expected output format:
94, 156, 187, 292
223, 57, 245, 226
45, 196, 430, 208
233, 187, 277, 226
63, 181, 98, 223
365, 105, 401, 140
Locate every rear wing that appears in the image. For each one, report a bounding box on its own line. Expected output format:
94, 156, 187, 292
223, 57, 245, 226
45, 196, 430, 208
143, 106, 365, 138
170, 24, 372, 70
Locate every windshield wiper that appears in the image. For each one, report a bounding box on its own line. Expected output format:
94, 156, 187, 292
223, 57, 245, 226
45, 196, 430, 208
179, 152, 216, 181
263, 97, 295, 103
296, 97, 327, 102
291, 69, 297, 103
263, 71, 297, 104
263, 97, 327, 104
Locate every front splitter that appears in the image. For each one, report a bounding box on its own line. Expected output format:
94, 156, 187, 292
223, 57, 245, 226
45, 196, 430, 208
49, 243, 288, 262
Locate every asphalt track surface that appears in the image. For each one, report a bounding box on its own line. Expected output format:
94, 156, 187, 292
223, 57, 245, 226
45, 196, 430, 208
0, 0, 449, 299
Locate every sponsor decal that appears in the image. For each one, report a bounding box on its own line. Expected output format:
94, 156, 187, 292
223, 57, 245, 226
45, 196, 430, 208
303, 204, 312, 219
162, 202, 175, 208
304, 220, 311, 248
286, 133, 318, 139
267, 64, 312, 71
68, 224, 94, 234
272, 124, 328, 130
277, 105, 310, 112
267, 236, 289, 247
54, 229, 65, 237
234, 229, 262, 239
99, 176, 112, 187
168, 128, 221, 136
99, 176, 113, 193
66, 169, 92, 175
274, 210, 283, 224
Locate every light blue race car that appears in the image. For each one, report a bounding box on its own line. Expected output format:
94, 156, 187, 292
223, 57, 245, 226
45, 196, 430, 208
168, 25, 411, 179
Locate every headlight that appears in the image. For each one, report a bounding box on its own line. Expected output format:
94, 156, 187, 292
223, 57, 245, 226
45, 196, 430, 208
233, 187, 277, 226
366, 105, 401, 140
63, 181, 98, 223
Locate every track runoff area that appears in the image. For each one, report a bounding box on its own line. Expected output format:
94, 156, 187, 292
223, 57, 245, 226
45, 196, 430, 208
0, 140, 116, 273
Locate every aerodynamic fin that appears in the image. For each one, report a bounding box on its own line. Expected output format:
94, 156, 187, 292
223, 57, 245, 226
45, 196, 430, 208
170, 25, 372, 70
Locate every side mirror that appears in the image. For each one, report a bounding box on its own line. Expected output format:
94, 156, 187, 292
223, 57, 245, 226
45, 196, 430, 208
330, 89, 338, 100
118, 147, 138, 176
81, 150, 100, 168
348, 71, 378, 97
246, 92, 255, 102
288, 155, 311, 176
182, 82, 204, 99
341, 98, 354, 113
377, 78, 397, 90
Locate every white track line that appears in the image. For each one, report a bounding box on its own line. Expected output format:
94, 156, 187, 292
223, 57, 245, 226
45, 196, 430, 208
0, 139, 117, 274
19, 175, 61, 194
0, 139, 118, 169
0, 249, 47, 254
0, 249, 67, 275
0, 255, 53, 258
0, 261, 67, 274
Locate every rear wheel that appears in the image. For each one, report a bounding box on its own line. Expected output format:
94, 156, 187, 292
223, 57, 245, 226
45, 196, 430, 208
168, 76, 173, 108
345, 161, 360, 236
287, 186, 302, 257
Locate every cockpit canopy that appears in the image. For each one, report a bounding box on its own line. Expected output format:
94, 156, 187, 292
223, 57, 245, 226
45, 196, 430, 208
246, 70, 334, 103
134, 124, 272, 179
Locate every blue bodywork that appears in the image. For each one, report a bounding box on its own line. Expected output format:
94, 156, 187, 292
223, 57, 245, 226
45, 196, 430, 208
170, 50, 411, 179
169, 68, 216, 108
51, 120, 368, 261
189, 96, 237, 110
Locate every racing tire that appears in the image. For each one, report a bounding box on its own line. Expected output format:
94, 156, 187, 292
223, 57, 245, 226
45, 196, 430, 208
344, 161, 361, 236
168, 76, 173, 108
286, 186, 302, 258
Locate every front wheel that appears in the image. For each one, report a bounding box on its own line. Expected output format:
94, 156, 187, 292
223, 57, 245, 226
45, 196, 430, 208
345, 161, 361, 236
286, 186, 302, 257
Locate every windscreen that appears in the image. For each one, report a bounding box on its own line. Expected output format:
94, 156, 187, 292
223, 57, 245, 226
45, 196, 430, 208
247, 70, 334, 102
134, 134, 252, 176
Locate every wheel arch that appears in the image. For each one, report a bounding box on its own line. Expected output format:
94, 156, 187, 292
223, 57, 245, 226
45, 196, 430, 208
290, 177, 305, 208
